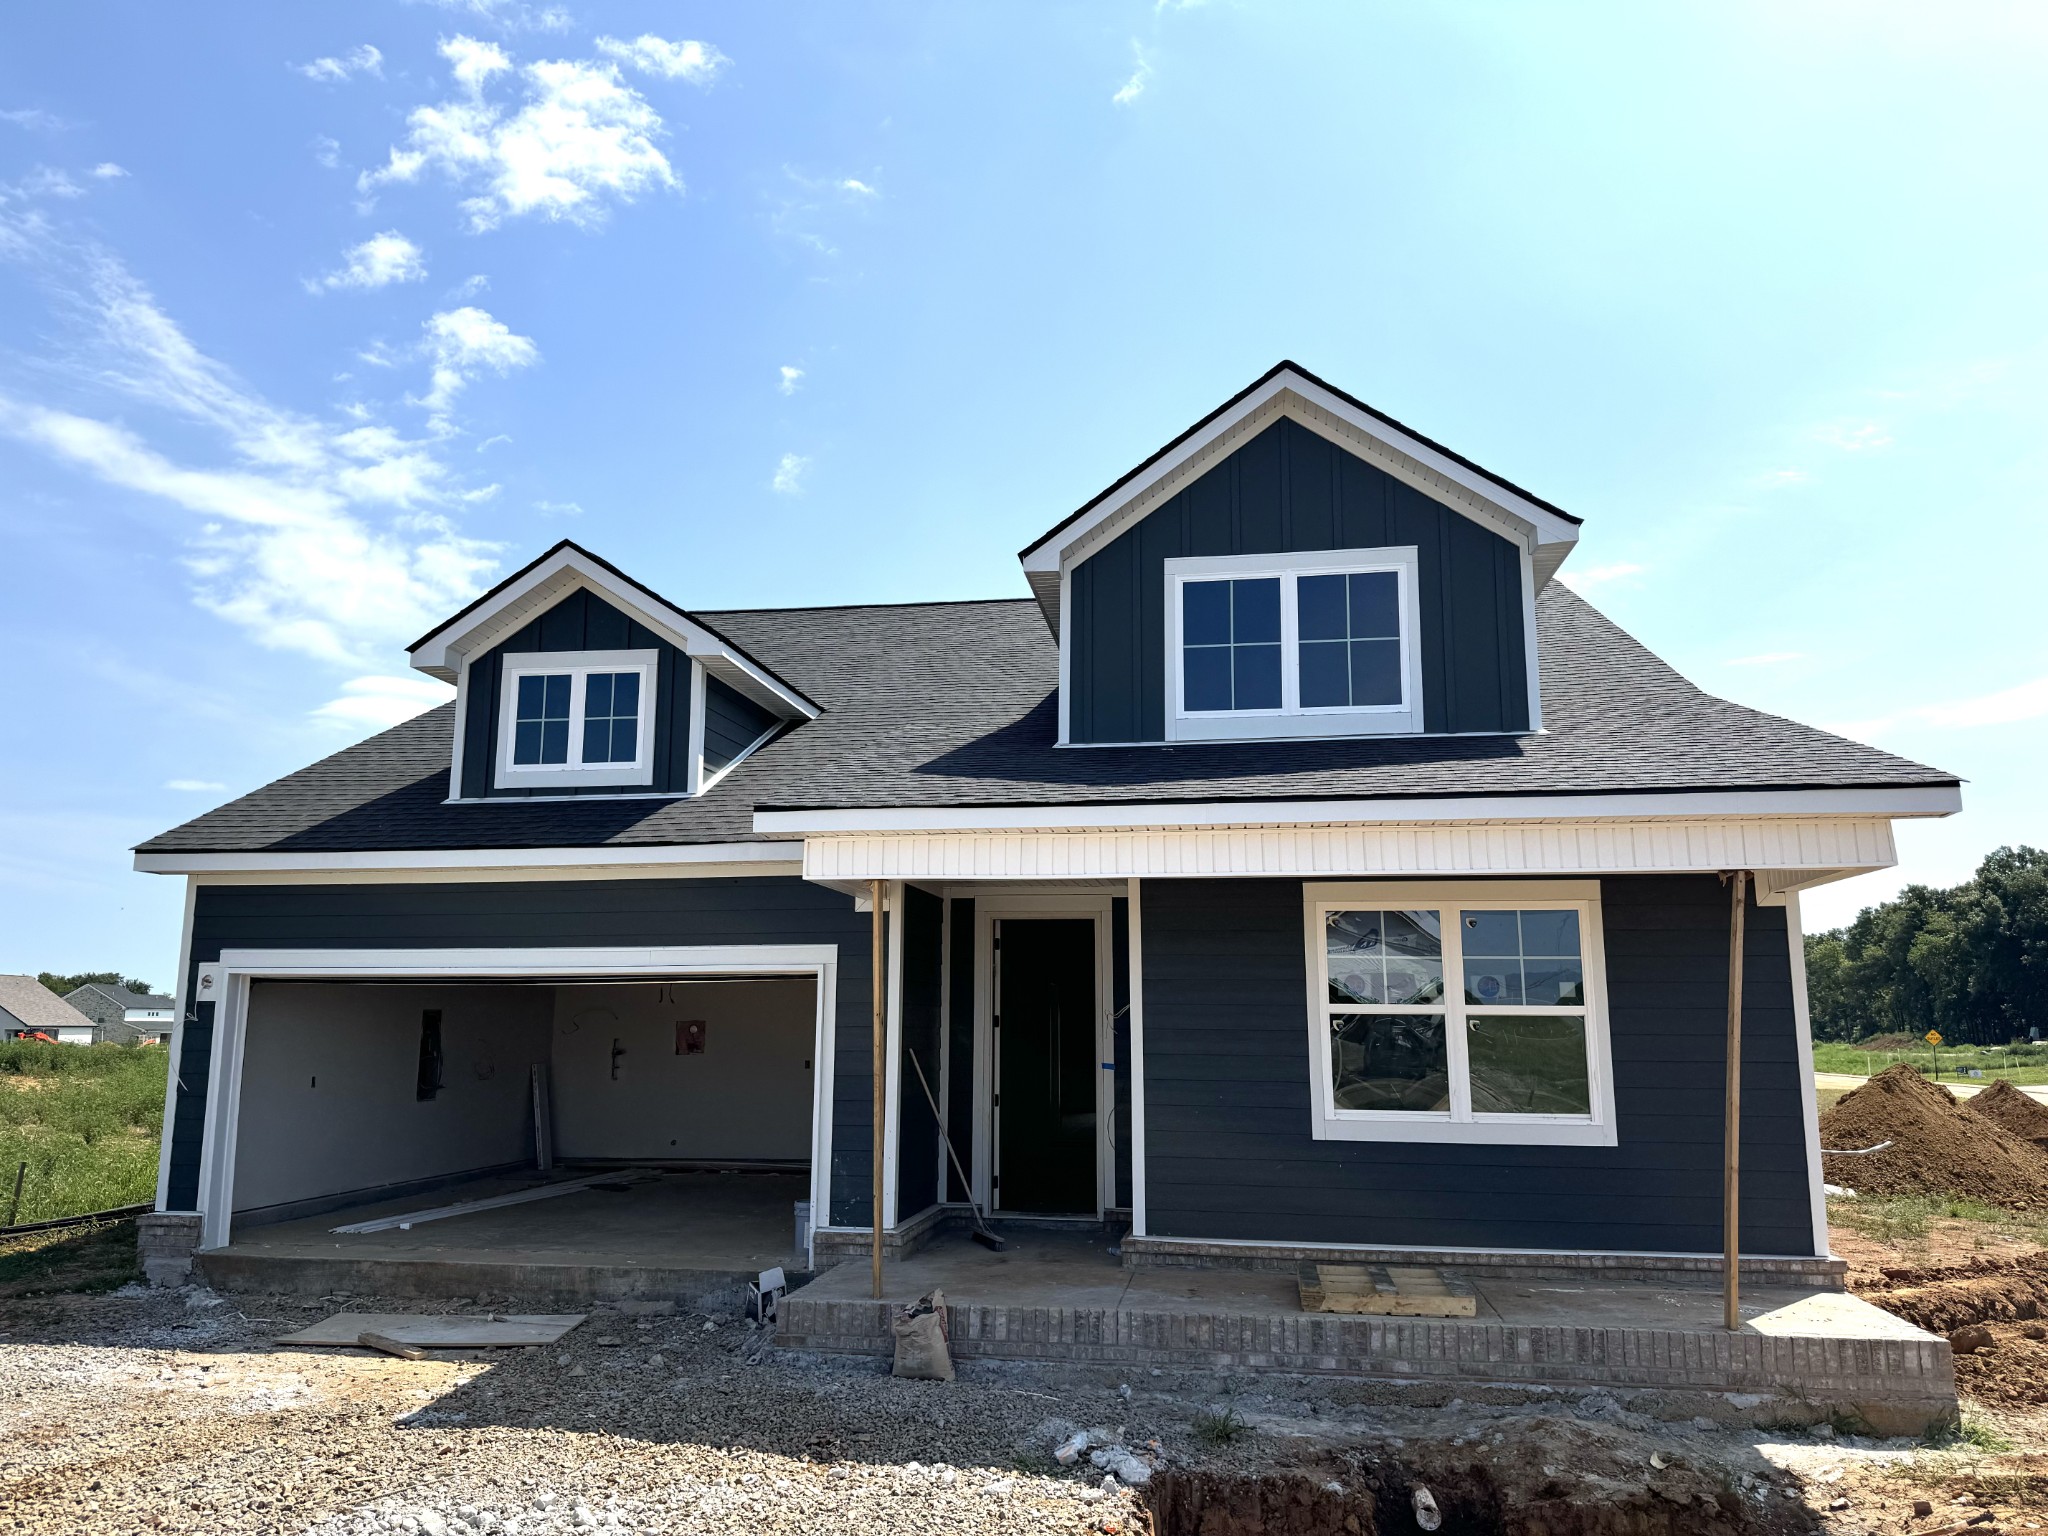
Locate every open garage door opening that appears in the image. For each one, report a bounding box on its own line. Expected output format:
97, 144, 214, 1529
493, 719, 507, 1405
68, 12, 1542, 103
214, 971, 824, 1292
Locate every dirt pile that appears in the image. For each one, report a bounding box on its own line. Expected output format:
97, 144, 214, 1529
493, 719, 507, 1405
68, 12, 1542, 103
1969, 1078, 2048, 1147
1819, 1064, 2048, 1209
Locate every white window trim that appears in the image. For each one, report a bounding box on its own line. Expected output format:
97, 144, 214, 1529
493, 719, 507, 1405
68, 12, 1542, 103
1301, 879, 1617, 1147
1165, 547, 1423, 742
495, 648, 658, 790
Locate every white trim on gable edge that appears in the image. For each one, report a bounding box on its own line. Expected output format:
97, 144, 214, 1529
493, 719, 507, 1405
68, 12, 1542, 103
133, 841, 804, 877
407, 544, 819, 723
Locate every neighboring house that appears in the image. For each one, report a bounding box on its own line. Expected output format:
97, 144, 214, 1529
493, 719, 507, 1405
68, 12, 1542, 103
134, 362, 1959, 1274
61, 983, 177, 1045
0, 974, 97, 1045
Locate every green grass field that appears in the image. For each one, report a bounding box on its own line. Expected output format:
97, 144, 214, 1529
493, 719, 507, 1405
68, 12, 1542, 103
1811, 1039, 2048, 1086
0, 1041, 168, 1225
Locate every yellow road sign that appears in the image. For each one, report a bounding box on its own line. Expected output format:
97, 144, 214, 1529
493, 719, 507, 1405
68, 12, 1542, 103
1925, 1031, 1943, 1045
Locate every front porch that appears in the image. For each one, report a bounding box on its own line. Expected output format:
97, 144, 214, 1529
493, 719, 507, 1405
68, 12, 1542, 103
779, 1227, 1956, 1436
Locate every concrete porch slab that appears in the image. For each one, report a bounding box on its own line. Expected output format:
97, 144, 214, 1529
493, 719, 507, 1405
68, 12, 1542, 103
777, 1230, 1955, 1434
199, 1169, 809, 1310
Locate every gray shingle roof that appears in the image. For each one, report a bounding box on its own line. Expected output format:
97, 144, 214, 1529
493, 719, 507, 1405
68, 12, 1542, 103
137, 585, 1956, 855
0, 975, 95, 1033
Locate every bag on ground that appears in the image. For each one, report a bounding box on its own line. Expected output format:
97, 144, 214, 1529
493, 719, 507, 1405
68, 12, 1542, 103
891, 1288, 953, 1381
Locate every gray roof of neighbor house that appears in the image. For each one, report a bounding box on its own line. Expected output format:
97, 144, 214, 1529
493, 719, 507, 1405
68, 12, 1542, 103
61, 984, 174, 1027
136, 584, 1958, 857
0, 975, 95, 1034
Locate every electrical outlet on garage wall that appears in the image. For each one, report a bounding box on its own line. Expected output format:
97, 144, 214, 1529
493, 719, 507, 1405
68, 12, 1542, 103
676, 1020, 706, 1055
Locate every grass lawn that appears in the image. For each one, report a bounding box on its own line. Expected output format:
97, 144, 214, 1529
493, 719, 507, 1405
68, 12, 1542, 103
0, 1040, 168, 1225
1812, 1039, 2048, 1086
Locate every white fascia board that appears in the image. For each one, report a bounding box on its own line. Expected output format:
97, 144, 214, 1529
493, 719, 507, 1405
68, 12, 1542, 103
1020, 368, 1579, 575
408, 547, 818, 721
133, 840, 805, 876
754, 783, 1962, 836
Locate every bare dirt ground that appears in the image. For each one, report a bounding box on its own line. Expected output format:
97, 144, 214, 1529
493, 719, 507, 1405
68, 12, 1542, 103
0, 1271, 2021, 1536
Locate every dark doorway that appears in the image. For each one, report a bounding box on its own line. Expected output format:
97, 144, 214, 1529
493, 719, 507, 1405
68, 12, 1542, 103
994, 918, 1098, 1215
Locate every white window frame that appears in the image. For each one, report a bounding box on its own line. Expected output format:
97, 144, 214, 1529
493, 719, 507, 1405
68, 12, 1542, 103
495, 648, 658, 789
1164, 547, 1423, 742
1301, 879, 1617, 1147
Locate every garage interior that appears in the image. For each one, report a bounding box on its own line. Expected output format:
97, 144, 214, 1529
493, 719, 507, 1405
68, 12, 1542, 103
210, 974, 818, 1291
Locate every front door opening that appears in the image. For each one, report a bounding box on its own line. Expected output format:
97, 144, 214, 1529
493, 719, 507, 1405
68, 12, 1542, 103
994, 918, 1097, 1215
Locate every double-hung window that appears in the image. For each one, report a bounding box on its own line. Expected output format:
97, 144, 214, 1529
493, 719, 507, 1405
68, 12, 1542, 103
1165, 548, 1422, 741
495, 649, 657, 789
1302, 881, 1615, 1146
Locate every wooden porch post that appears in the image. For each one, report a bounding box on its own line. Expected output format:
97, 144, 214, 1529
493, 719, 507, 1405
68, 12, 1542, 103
1723, 869, 1749, 1332
870, 878, 885, 1301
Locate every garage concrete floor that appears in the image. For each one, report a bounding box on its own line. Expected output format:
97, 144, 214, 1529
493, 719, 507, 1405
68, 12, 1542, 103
208, 1169, 808, 1299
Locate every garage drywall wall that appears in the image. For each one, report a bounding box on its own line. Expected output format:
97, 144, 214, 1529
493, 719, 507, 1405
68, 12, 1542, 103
550, 980, 814, 1163
232, 982, 552, 1213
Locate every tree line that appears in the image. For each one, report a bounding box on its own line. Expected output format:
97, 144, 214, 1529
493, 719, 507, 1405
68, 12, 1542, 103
1805, 846, 2048, 1045
38, 971, 156, 998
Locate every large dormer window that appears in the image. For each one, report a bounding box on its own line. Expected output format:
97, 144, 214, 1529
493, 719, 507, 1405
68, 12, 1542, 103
1164, 547, 1422, 741
495, 649, 657, 789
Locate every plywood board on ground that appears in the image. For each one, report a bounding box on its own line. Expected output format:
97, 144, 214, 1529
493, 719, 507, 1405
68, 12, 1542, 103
276, 1313, 587, 1349
1297, 1263, 1476, 1317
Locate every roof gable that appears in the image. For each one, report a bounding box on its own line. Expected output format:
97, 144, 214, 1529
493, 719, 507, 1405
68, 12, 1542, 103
1017, 361, 1581, 634
408, 540, 819, 721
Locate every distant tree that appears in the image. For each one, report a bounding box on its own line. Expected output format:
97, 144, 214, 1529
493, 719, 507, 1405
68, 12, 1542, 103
37, 971, 155, 998
1805, 846, 2048, 1045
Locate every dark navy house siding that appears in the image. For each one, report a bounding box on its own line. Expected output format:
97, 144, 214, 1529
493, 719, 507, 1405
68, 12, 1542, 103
163, 877, 882, 1225
1068, 417, 1531, 743
459, 587, 694, 799
703, 676, 780, 775
1140, 873, 1816, 1256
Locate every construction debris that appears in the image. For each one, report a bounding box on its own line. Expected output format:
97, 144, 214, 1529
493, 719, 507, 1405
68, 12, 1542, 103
890, 1289, 953, 1382
277, 1312, 587, 1349
1297, 1263, 1476, 1317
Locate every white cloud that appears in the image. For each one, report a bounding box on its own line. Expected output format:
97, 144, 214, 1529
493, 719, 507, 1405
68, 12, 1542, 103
1113, 42, 1153, 105
595, 34, 730, 84
1759, 467, 1809, 486
1556, 561, 1645, 592
533, 498, 582, 516
838, 178, 877, 197
778, 365, 803, 396
89, 162, 128, 180
163, 779, 226, 792
418, 305, 540, 424
313, 136, 343, 169
0, 107, 67, 132
449, 273, 490, 299
306, 230, 428, 293
1815, 421, 1893, 452
771, 452, 809, 494
294, 44, 385, 83
7, 166, 86, 200
1832, 675, 2048, 740
0, 226, 502, 668
309, 674, 455, 730
359, 35, 677, 231
409, 0, 571, 32
1725, 651, 1807, 667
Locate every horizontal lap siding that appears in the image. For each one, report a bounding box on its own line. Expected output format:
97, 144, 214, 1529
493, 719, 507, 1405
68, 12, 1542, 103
1069, 417, 1530, 743
896, 886, 943, 1221
164, 877, 876, 1223
1140, 874, 1815, 1256
702, 677, 780, 773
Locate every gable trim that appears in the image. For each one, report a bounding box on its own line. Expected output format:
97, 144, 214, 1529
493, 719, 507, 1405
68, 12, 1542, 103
408, 540, 820, 721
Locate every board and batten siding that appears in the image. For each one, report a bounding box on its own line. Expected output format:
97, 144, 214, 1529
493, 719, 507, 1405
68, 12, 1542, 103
1140, 874, 1816, 1256
1068, 416, 1531, 744
162, 877, 882, 1227
458, 587, 695, 799
895, 884, 944, 1220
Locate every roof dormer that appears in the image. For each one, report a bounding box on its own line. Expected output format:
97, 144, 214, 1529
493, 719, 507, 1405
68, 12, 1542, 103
408, 541, 818, 802
1015, 362, 1582, 746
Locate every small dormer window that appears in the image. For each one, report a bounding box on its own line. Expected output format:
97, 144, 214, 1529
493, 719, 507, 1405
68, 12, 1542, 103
496, 649, 657, 788
1164, 547, 1423, 741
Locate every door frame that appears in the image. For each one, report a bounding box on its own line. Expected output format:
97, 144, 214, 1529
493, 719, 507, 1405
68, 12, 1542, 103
189, 944, 840, 1259
971, 894, 1115, 1218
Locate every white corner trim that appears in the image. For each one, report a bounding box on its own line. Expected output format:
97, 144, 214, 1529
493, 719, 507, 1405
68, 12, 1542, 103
1126, 876, 1148, 1239
685, 657, 707, 796
447, 653, 472, 803
1519, 544, 1543, 732
134, 841, 804, 877
1785, 890, 1830, 1260
757, 784, 1960, 837
881, 880, 905, 1231
152, 876, 198, 1213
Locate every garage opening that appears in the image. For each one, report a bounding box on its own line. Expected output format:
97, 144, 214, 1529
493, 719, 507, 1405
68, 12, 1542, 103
218, 972, 820, 1283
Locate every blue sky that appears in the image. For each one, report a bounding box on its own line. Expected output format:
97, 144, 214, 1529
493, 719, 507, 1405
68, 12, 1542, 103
2, 1, 2043, 988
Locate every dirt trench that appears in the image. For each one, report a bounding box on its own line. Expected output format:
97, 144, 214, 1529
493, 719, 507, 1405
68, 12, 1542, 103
1143, 1453, 1801, 1536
